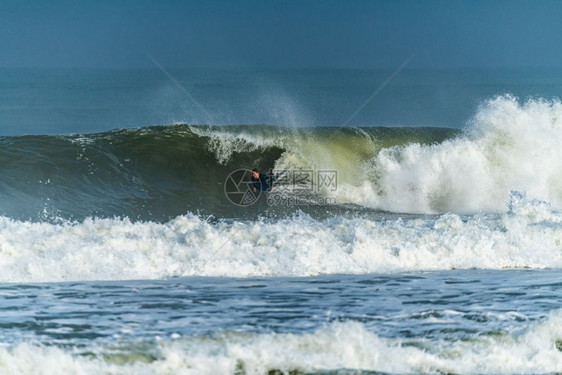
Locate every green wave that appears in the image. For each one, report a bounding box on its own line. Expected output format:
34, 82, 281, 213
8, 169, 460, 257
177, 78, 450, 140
0, 124, 459, 221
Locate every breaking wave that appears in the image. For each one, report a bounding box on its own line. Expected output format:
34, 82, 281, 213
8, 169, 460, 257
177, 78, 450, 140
2, 95, 560, 220
3, 310, 562, 374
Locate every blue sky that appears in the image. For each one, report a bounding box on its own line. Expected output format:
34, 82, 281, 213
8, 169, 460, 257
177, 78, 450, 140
1, 0, 561, 69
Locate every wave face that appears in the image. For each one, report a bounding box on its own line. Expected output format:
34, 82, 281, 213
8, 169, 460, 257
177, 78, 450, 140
0, 191, 560, 283
0, 123, 456, 221
3, 311, 562, 374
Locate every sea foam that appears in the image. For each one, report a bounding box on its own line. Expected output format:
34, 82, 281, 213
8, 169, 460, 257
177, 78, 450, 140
2, 310, 562, 374
0, 191, 561, 283
333, 96, 562, 213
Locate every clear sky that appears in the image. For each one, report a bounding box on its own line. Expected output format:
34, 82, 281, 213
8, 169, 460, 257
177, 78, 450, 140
1, 0, 561, 69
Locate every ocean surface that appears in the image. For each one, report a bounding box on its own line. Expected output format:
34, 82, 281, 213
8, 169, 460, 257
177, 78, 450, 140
1, 68, 562, 374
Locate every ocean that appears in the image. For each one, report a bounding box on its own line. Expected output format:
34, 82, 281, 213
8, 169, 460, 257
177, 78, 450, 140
1, 68, 562, 374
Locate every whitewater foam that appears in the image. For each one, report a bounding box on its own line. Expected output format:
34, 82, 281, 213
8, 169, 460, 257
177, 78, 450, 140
0, 191, 561, 283
341, 96, 562, 213
3, 310, 562, 374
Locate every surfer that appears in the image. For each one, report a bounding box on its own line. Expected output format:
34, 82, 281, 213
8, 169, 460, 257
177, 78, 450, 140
251, 168, 274, 193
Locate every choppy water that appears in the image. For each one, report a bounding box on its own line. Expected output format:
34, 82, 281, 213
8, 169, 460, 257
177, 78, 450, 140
1, 68, 562, 374
1, 271, 562, 374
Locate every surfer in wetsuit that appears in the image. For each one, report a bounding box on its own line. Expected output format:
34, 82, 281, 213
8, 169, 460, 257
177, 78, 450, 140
251, 168, 273, 193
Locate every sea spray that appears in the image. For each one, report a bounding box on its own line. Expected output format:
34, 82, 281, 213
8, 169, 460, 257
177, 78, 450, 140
351, 95, 562, 213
